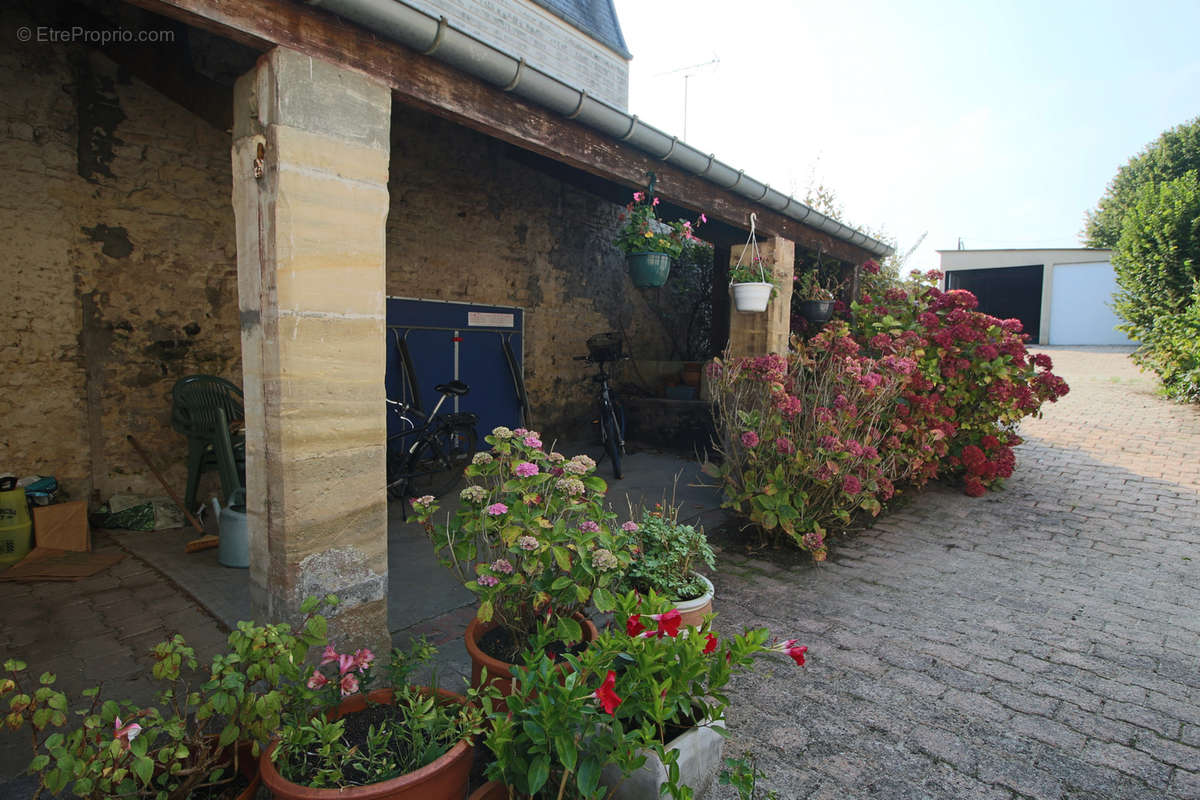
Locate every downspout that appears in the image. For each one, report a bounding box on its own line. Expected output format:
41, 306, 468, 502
305, 0, 894, 258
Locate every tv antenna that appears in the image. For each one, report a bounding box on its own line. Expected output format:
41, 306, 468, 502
655, 55, 720, 140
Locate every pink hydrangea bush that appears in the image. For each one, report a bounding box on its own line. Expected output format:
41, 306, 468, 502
848, 269, 1069, 495
707, 323, 910, 559
412, 427, 635, 655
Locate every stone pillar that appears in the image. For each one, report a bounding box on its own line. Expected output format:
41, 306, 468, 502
727, 237, 795, 357
231, 48, 391, 652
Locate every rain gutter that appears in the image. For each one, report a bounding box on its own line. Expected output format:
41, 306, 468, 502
305, 0, 894, 258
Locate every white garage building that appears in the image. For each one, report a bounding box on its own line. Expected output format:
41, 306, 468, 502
937, 248, 1135, 346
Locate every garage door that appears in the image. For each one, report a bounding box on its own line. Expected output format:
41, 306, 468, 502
1048, 262, 1133, 345
946, 265, 1043, 341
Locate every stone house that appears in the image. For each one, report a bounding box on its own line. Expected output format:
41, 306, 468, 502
0, 0, 890, 648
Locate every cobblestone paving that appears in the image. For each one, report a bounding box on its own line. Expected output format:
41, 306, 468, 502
711, 348, 1200, 799
0, 537, 229, 796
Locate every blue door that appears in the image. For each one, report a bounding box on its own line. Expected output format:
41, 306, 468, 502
385, 298, 525, 447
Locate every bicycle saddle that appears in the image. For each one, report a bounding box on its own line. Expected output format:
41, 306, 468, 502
435, 380, 469, 396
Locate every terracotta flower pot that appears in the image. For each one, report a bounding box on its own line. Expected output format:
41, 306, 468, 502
465, 614, 600, 699
260, 688, 474, 800
673, 572, 714, 629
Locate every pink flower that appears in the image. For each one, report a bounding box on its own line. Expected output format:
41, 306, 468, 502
492, 558, 514, 574
486, 503, 508, 516
319, 645, 338, 666
352, 648, 374, 672
740, 431, 760, 448
523, 434, 542, 448
700, 213, 707, 223
775, 437, 795, 455
339, 672, 359, 696
337, 653, 356, 675
652, 196, 660, 206
594, 670, 622, 715
621, 521, 639, 533
307, 671, 329, 690
478, 574, 500, 587
842, 475, 862, 494
515, 461, 539, 477
633, 191, 644, 203
579, 520, 600, 533
113, 717, 142, 750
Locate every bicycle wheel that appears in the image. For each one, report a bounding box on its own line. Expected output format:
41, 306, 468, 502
385, 445, 409, 501
408, 423, 478, 498
601, 407, 623, 480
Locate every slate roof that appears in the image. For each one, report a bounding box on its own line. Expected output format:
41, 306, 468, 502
528, 0, 631, 59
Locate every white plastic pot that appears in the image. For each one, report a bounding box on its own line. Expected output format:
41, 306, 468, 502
600, 720, 726, 799
731, 282, 772, 312
674, 572, 714, 629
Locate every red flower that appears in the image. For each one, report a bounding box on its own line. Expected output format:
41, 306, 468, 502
703, 633, 718, 654
594, 670, 622, 715
786, 642, 807, 667
651, 608, 682, 638
626, 614, 647, 637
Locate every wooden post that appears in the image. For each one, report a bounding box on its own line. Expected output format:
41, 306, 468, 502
727, 237, 795, 357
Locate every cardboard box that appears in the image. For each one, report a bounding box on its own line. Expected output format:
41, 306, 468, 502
32, 501, 90, 552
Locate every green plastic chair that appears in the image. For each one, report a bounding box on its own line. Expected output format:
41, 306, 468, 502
171, 375, 246, 513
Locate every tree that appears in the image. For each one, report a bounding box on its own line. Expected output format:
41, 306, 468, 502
1112, 171, 1200, 333
1084, 117, 1200, 248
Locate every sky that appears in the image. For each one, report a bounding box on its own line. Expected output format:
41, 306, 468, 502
609, 0, 1200, 270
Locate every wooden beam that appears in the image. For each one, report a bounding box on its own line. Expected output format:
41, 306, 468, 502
124, 0, 877, 263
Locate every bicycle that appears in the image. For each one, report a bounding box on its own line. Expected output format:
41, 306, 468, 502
574, 332, 627, 480
386, 379, 479, 506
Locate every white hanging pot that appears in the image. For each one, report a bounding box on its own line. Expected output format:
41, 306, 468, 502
731, 282, 772, 312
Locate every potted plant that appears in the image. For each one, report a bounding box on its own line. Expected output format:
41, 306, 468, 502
729, 255, 777, 313
260, 637, 483, 800
792, 269, 838, 330
475, 592, 808, 799
614, 191, 706, 288
411, 427, 637, 697
624, 502, 716, 628
0, 597, 331, 800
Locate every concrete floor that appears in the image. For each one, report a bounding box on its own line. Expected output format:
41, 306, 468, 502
111, 442, 728, 680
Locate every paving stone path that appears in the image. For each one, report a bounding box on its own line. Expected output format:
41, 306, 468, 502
711, 347, 1200, 799
2, 347, 1195, 800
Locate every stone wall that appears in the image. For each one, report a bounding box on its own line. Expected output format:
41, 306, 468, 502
0, 5, 672, 507
385, 105, 670, 439
0, 8, 240, 505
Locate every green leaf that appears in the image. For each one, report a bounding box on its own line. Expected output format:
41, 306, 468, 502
554, 733, 578, 773
592, 587, 615, 612
527, 754, 550, 795
29, 754, 49, 772
218, 721, 238, 747
577, 758, 601, 796
552, 547, 572, 572
131, 756, 154, 785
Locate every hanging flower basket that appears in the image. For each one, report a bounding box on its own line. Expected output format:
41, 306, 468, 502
795, 299, 836, 329
728, 213, 776, 313
628, 251, 672, 288
732, 282, 773, 312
